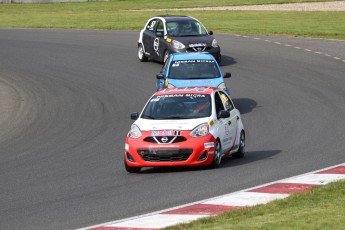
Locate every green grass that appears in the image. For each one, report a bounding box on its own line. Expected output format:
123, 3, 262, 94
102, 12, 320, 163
165, 179, 345, 230
1, 0, 345, 39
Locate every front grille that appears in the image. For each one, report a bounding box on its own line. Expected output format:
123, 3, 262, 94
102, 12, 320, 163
137, 149, 193, 162
143, 136, 187, 144
186, 46, 210, 52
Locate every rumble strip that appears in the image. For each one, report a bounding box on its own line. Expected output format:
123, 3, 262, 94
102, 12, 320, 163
78, 163, 345, 229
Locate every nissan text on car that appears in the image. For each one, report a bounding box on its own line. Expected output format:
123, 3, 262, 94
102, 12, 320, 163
156, 52, 231, 95
138, 15, 221, 63
124, 87, 245, 173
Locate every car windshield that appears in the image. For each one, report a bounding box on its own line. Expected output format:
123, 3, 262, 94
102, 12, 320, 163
168, 59, 221, 79
141, 93, 211, 120
166, 20, 208, 37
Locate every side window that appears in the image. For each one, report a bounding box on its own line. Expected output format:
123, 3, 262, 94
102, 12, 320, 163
214, 92, 225, 115
219, 91, 234, 111
146, 19, 157, 32
166, 22, 178, 36
156, 20, 164, 33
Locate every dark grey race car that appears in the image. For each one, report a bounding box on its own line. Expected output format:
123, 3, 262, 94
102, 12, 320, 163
138, 15, 221, 63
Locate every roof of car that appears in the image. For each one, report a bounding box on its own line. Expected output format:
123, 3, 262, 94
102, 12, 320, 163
154, 15, 195, 22
154, 87, 217, 96
169, 52, 216, 61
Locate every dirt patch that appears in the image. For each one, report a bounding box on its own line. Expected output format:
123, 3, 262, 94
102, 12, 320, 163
141, 1, 345, 11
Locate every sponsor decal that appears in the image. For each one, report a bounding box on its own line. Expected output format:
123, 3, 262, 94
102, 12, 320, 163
166, 38, 172, 42
148, 144, 180, 149
153, 93, 206, 100
163, 130, 173, 135
173, 59, 214, 64
151, 130, 180, 136
174, 131, 181, 135
209, 120, 215, 126
223, 136, 233, 144
208, 151, 215, 154
154, 38, 160, 56
204, 142, 215, 148
125, 143, 129, 150
152, 131, 159, 136
188, 43, 207, 48
150, 98, 160, 102
225, 125, 230, 135
153, 38, 159, 52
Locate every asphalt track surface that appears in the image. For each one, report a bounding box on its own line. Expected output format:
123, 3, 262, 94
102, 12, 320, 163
1, 29, 345, 230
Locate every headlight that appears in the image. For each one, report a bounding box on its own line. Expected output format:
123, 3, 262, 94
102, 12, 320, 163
212, 39, 218, 48
128, 124, 142, 138
172, 40, 185, 49
190, 123, 209, 137
218, 82, 227, 91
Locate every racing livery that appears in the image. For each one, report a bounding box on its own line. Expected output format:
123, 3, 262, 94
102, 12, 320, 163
124, 87, 245, 173
138, 16, 221, 63
156, 52, 231, 95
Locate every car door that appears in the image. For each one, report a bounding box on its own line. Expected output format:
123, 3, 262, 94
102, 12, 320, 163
142, 19, 158, 58
214, 91, 232, 154
218, 91, 238, 152
153, 19, 167, 61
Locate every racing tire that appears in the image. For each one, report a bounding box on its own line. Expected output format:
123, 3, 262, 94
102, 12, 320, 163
138, 44, 148, 62
211, 140, 222, 168
163, 50, 170, 63
232, 131, 245, 158
124, 158, 141, 173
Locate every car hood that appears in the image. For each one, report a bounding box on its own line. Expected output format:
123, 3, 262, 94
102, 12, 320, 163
173, 36, 214, 46
168, 78, 223, 88
134, 117, 210, 131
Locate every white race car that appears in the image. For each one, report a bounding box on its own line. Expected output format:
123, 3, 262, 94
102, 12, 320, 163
124, 87, 245, 173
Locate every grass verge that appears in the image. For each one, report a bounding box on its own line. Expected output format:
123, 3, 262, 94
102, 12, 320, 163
0, 0, 345, 39
165, 179, 345, 230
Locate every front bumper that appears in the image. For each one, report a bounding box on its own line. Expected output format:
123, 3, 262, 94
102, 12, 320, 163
124, 131, 217, 168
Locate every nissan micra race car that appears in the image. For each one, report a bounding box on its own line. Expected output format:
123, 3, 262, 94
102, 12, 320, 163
124, 87, 245, 173
156, 52, 231, 95
138, 15, 221, 63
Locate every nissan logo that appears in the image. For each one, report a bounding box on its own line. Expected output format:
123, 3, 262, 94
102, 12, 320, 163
161, 136, 168, 143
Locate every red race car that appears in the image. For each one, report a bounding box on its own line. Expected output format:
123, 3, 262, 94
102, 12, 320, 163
124, 87, 245, 173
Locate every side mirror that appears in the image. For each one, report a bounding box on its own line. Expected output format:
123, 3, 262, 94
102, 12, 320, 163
217, 110, 230, 119
208, 31, 214, 35
223, 72, 231, 78
156, 73, 164, 79
130, 112, 139, 120
156, 31, 164, 37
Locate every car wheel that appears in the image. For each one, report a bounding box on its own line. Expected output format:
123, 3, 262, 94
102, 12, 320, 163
211, 140, 222, 168
124, 158, 141, 173
233, 131, 245, 158
138, 44, 148, 62
163, 50, 170, 63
